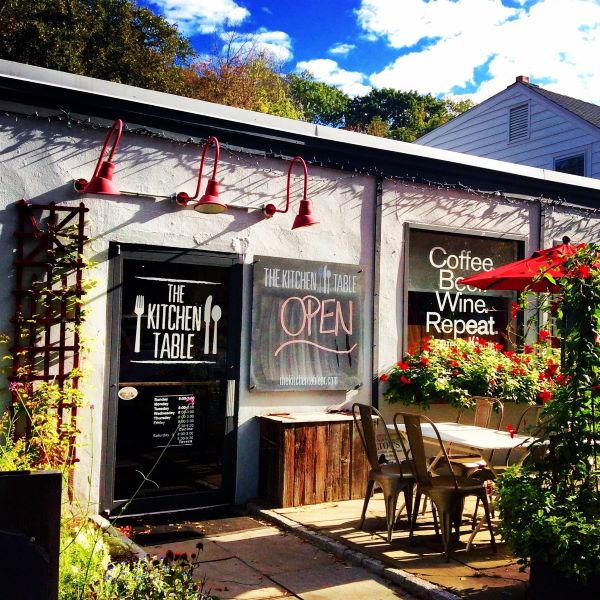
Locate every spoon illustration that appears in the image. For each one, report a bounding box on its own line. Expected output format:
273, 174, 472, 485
211, 305, 222, 354
204, 295, 213, 354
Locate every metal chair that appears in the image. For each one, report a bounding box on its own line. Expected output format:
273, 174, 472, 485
352, 403, 414, 543
398, 412, 497, 561
446, 397, 505, 472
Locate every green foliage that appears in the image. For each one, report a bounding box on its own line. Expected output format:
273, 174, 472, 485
1, 382, 83, 470
496, 243, 600, 583
287, 72, 350, 127
0, 0, 195, 94
344, 88, 473, 141
59, 518, 111, 600
104, 553, 216, 600
59, 519, 218, 599
382, 337, 558, 409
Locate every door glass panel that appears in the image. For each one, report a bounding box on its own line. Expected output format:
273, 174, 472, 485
114, 258, 230, 503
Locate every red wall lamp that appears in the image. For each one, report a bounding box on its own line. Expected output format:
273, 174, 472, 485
176, 135, 227, 213
263, 156, 318, 229
74, 119, 123, 195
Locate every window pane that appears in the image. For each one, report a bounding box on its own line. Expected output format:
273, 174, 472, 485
555, 154, 584, 176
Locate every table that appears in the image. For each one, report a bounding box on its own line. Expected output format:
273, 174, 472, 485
388, 421, 536, 475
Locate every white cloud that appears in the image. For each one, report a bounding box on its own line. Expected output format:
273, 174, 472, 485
356, 0, 600, 104
220, 29, 293, 63
150, 0, 250, 34
329, 43, 356, 56
296, 59, 371, 96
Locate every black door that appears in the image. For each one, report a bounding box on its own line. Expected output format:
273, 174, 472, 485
104, 244, 241, 516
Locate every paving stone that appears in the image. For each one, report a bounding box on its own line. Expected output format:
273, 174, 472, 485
272, 563, 407, 600
210, 529, 338, 576
195, 556, 293, 600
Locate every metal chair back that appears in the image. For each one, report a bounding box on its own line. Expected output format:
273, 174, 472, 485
398, 412, 459, 490
352, 403, 402, 472
503, 404, 543, 465
472, 396, 504, 429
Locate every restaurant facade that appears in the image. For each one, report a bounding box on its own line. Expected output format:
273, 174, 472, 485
1, 59, 600, 516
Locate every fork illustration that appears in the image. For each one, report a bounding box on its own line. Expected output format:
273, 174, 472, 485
134, 295, 145, 352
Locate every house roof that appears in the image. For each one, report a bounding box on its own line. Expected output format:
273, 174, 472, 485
522, 81, 600, 130
1, 60, 600, 207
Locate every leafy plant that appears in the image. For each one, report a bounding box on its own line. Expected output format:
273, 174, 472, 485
59, 518, 218, 599
1, 381, 83, 470
496, 243, 600, 584
381, 336, 559, 409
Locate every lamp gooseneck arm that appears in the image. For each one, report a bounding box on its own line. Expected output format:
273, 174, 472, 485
177, 135, 220, 205
263, 155, 308, 217
92, 119, 123, 179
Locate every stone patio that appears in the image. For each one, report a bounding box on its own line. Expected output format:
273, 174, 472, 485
251, 494, 529, 599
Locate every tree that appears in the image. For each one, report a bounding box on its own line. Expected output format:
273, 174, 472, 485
184, 34, 302, 119
345, 88, 474, 142
0, 0, 195, 95
287, 72, 350, 128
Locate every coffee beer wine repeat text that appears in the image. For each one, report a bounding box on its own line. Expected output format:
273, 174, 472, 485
427, 246, 498, 337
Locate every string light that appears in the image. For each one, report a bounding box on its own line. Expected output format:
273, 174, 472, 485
3, 108, 600, 217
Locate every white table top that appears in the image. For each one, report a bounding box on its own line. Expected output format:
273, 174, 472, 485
389, 421, 535, 450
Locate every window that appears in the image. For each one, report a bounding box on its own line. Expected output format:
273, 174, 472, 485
554, 153, 585, 176
509, 103, 529, 142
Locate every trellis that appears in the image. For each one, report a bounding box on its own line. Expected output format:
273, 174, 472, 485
10, 199, 88, 462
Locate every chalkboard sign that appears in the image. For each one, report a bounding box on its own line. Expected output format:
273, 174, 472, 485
406, 228, 520, 351
250, 256, 364, 391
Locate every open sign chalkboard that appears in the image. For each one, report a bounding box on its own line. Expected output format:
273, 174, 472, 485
250, 256, 364, 391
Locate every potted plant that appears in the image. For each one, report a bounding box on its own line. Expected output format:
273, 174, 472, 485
380, 336, 558, 410
496, 243, 600, 597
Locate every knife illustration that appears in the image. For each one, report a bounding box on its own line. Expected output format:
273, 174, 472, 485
204, 295, 213, 354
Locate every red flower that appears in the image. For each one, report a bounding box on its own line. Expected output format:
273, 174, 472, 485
538, 330, 550, 342
474, 346, 482, 354
496, 364, 504, 371
421, 357, 429, 366
506, 423, 517, 438
450, 360, 459, 368
577, 265, 591, 278
494, 342, 504, 351
539, 389, 553, 403
400, 375, 412, 384
523, 345, 533, 354
511, 302, 520, 318
396, 361, 410, 370
379, 373, 388, 381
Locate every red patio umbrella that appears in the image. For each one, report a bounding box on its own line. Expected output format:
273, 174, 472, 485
459, 237, 576, 292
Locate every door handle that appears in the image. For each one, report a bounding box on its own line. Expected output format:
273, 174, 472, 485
226, 379, 236, 418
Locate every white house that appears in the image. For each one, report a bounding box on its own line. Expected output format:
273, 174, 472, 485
416, 76, 600, 180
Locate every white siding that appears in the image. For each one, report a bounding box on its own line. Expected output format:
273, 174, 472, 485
417, 84, 600, 180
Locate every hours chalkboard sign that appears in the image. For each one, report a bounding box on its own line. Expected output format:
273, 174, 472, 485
250, 256, 364, 391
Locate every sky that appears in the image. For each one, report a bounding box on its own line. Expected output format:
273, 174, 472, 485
140, 0, 600, 105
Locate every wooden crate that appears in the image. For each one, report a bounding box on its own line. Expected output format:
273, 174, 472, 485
259, 413, 370, 507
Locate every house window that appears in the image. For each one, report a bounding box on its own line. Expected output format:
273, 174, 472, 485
554, 153, 585, 176
509, 103, 529, 142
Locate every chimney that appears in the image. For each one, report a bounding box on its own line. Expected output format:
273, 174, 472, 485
516, 75, 529, 84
